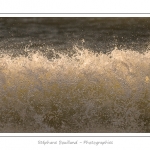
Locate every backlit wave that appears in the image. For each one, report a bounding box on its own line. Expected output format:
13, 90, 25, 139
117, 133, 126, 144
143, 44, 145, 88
0, 47, 150, 132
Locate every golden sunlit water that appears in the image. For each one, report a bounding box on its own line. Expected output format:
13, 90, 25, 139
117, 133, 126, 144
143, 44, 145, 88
0, 47, 150, 132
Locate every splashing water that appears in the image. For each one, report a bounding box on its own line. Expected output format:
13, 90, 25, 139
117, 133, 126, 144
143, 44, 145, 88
0, 47, 150, 133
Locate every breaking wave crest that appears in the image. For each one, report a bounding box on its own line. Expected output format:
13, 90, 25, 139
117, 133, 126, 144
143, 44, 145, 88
0, 47, 150, 132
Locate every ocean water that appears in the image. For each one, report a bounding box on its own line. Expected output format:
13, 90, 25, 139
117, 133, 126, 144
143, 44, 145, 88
0, 18, 150, 133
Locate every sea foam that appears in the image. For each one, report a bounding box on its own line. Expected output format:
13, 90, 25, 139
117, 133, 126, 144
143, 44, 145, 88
0, 47, 150, 132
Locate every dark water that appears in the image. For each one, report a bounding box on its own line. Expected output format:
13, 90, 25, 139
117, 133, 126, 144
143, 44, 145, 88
0, 18, 150, 133
1, 18, 150, 54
